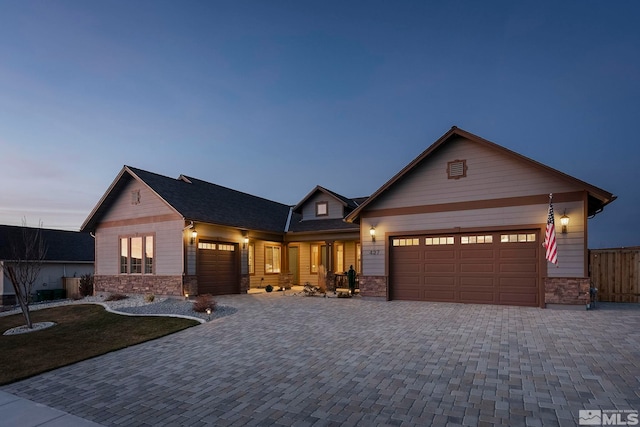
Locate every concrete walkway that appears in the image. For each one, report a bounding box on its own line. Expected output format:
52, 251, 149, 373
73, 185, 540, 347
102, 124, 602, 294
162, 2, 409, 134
0, 390, 103, 427
2, 294, 639, 426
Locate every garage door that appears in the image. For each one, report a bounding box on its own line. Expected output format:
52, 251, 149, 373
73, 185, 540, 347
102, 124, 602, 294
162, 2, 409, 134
197, 241, 239, 295
390, 231, 540, 306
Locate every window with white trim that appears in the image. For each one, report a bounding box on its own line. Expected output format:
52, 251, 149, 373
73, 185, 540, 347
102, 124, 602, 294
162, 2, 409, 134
265, 245, 281, 274
316, 202, 328, 217
311, 244, 319, 273
336, 243, 344, 273
248, 243, 255, 275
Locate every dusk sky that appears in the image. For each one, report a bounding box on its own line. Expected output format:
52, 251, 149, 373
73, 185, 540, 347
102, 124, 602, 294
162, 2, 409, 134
1, 1, 638, 249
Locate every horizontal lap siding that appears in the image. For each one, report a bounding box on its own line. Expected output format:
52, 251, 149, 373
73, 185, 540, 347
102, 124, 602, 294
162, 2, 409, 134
362, 200, 585, 277
95, 177, 184, 276
102, 178, 178, 221
95, 220, 184, 275
373, 137, 580, 209
360, 136, 587, 279
301, 193, 344, 220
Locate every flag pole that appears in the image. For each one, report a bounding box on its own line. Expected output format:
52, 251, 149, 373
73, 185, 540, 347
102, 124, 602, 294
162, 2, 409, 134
544, 192, 559, 266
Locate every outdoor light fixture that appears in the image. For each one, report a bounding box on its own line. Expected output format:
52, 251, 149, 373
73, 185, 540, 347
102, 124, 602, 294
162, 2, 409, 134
560, 210, 570, 234
370, 226, 376, 242
243, 236, 249, 249
191, 229, 197, 244
205, 307, 212, 321
185, 292, 189, 300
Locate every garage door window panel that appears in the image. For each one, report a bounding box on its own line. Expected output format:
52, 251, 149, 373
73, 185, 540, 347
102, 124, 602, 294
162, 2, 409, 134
425, 237, 454, 245
461, 235, 493, 244
197, 241, 239, 295
391, 230, 540, 307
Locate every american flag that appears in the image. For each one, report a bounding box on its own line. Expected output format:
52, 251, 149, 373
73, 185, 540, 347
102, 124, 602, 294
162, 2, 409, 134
544, 197, 558, 264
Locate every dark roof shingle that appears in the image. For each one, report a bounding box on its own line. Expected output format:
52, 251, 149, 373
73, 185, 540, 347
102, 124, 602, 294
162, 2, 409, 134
128, 167, 292, 233
0, 225, 94, 262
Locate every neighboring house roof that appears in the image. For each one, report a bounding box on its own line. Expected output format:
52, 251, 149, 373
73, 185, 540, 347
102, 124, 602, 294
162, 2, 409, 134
82, 166, 294, 234
292, 185, 360, 213
346, 126, 617, 222
0, 225, 94, 262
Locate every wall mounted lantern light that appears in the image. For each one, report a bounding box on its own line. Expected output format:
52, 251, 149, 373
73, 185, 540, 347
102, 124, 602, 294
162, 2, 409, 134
560, 210, 570, 234
370, 226, 376, 242
243, 236, 249, 249
191, 229, 197, 244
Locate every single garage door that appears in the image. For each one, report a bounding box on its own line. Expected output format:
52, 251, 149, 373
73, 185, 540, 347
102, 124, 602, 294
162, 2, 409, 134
197, 241, 239, 295
390, 231, 540, 306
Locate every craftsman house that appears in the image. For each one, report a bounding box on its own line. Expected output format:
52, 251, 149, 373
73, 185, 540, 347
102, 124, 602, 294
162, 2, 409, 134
346, 127, 615, 307
82, 127, 615, 307
81, 167, 363, 296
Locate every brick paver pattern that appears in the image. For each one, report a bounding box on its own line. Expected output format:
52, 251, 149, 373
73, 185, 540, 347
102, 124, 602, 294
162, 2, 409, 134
3, 294, 640, 426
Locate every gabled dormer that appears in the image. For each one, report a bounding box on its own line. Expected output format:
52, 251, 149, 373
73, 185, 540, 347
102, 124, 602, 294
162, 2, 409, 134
292, 186, 361, 221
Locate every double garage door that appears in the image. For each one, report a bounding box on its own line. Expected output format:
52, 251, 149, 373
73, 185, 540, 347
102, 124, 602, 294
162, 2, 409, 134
390, 230, 540, 307
197, 241, 239, 295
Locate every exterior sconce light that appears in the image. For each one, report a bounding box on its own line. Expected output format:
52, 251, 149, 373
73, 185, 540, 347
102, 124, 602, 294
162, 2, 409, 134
191, 229, 197, 244
560, 210, 570, 234
243, 236, 249, 249
184, 292, 189, 300
370, 226, 376, 242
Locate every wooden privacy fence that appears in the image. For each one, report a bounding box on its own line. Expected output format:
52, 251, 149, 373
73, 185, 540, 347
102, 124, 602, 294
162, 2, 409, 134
589, 247, 640, 303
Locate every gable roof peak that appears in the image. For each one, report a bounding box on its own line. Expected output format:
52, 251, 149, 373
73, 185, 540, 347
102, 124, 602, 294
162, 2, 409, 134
292, 185, 360, 213
345, 127, 616, 222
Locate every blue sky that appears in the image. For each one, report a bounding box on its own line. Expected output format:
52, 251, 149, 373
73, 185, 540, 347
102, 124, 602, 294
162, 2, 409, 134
0, 1, 638, 248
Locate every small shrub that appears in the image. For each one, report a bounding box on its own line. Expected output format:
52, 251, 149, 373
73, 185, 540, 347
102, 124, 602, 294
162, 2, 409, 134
303, 282, 321, 297
265, 284, 273, 293
193, 294, 217, 313
144, 294, 155, 303
79, 274, 94, 297
105, 293, 128, 301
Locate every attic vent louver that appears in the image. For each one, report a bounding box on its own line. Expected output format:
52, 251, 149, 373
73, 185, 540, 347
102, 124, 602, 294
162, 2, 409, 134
447, 159, 467, 179
178, 175, 192, 184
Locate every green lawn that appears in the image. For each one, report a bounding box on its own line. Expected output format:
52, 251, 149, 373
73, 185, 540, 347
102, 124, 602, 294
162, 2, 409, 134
0, 304, 199, 385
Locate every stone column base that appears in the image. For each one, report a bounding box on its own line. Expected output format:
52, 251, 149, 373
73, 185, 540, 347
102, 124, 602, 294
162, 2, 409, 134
359, 275, 387, 299
544, 277, 590, 306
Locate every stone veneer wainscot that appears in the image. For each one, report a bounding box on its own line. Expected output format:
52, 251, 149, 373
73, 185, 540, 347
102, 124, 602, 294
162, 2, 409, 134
94, 275, 183, 296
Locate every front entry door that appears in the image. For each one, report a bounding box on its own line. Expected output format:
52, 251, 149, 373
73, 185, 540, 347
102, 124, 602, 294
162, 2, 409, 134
288, 246, 299, 285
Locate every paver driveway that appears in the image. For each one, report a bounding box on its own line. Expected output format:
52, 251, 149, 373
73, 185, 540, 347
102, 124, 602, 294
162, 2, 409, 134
3, 294, 640, 426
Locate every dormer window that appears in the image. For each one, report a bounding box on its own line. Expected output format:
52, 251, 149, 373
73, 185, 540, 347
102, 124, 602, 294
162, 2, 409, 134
316, 202, 328, 217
